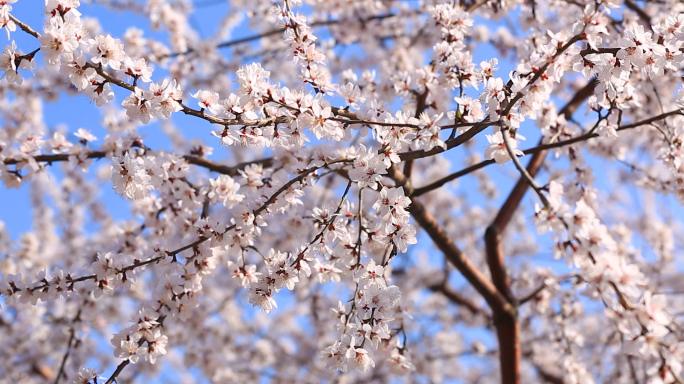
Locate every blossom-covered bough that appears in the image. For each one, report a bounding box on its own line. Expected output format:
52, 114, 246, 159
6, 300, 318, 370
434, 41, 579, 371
1, 0, 684, 382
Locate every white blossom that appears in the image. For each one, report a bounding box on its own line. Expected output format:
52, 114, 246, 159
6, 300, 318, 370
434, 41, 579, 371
111, 153, 154, 200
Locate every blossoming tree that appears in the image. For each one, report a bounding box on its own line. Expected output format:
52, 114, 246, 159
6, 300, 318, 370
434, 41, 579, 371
1, 0, 684, 382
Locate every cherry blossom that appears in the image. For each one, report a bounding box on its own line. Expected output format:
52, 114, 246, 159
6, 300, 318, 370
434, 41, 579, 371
0, 41, 22, 84
121, 87, 153, 124
87, 34, 125, 70
38, 17, 79, 64
484, 130, 524, 164
0, 0, 684, 383
191, 89, 222, 115
110, 153, 153, 200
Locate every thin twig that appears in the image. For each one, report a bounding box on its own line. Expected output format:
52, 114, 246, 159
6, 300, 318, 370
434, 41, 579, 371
518, 273, 580, 304
53, 309, 83, 384
428, 282, 492, 321
3, 149, 273, 177
104, 360, 130, 384
8, 14, 40, 37
501, 127, 551, 208
162, 13, 406, 59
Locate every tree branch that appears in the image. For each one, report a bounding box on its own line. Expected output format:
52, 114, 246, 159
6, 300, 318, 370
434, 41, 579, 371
403, 88, 431, 179
162, 13, 407, 59
491, 79, 597, 232
496, 316, 521, 384
483, 79, 597, 384
411, 158, 494, 196
623, 0, 651, 26
8, 14, 40, 38
398, 120, 493, 162
53, 309, 82, 384
103, 360, 130, 384
428, 282, 492, 321
411, 98, 678, 198
501, 127, 551, 207
518, 273, 580, 305
3, 150, 273, 177
534, 363, 565, 384
11, 159, 352, 295
387, 165, 514, 317
485, 210, 520, 384
484, 226, 515, 303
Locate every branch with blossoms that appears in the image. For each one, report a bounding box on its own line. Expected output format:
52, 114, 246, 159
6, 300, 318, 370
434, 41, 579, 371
475, 79, 601, 383
410, 106, 682, 197
7, 11, 499, 152
3, 0, 684, 383
161, 12, 413, 59
2, 157, 353, 295
53, 308, 82, 384
2, 147, 273, 177
3, 154, 355, 381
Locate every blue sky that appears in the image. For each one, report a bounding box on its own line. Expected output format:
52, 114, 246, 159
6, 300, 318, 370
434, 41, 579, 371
0, 1, 237, 237
0, 0, 567, 376
2, 1, 683, 383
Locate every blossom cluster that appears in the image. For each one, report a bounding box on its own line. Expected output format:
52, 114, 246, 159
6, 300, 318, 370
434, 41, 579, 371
533, 180, 683, 381
320, 187, 415, 374
1, 0, 684, 383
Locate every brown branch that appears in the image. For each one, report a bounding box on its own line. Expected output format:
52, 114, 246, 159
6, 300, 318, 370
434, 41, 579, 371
623, 0, 651, 26
102, 314, 167, 384
496, 316, 521, 384
412, 82, 682, 201
398, 121, 492, 162
493, 144, 545, 227
466, 0, 490, 12
402, 31, 586, 165
3, 150, 273, 177
103, 360, 130, 384
535, 364, 565, 384
521, 347, 565, 383
9, 14, 294, 133
31, 364, 54, 381
518, 273, 580, 305
492, 79, 597, 232
501, 127, 551, 207
162, 13, 407, 59
411, 83, 677, 199
184, 156, 273, 176
428, 282, 492, 321
486, 220, 520, 384
11, 159, 351, 295
403, 88, 431, 179
387, 165, 514, 317
483, 80, 598, 384
413, 81, 596, 324
499, 34, 584, 119
409, 194, 513, 313
484, 226, 515, 303
8, 14, 40, 38
537, 109, 682, 150
3, 151, 107, 165
53, 309, 82, 384
412, 159, 494, 196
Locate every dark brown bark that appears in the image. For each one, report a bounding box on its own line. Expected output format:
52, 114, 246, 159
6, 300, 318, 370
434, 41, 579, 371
388, 165, 514, 316
486, 80, 597, 384
496, 316, 521, 384
492, 79, 598, 233
391, 80, 599, 384
485, 226, 514, 303
485, 225, 520, 384
428, 282, 492, 321
408, 195, 513, 314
